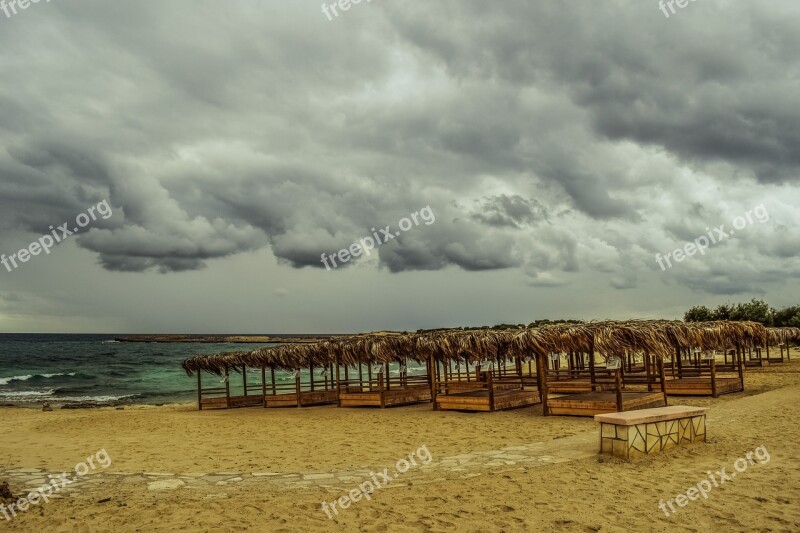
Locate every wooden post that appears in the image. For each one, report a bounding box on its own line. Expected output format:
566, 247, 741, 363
588, 339, 596, 392
385, 362, 391, 391
309, 362, 315, 392
657, 356, 668, 406
197, 372, 202, 411
378, 370, 386, 408
295, 370, 302, 408
788, 333, 792, 361
486, 370, 495, 412
787, 332, 791, 361
224, 367, 231, 409
645, 353, 653, 392
336, 356, 342, 407
242, 365, 247, 397
614, 368, 623, 413
710, 355, 718, 398
536, 354, 549, 416
737, 346, 745, 390
261, 366, 266, 404
271, 366, 276, 395
429, 353, 438, 410
676, 346, 683, 379
367, 364, 372, 390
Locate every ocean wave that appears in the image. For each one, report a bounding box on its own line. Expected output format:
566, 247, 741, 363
0, 372, 76, 385
0, 390, 139, 403
56, 394, 140, 403
0, 389, 55, 398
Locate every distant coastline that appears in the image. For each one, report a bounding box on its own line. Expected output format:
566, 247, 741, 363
113, 334, 337, 344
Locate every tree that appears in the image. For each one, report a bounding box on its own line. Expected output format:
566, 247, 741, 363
728, 299, 772, 325
711, 304, 732, 321
684, 306, 713, 322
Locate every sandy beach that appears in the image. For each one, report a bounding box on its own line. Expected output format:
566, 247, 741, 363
1, 355, 798, 532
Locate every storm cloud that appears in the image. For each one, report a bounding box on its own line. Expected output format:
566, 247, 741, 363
0, 0, 798, 332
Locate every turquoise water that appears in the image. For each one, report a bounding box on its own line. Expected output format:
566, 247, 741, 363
0, 334, 277, 406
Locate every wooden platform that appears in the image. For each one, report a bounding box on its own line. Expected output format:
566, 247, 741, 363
547, 391, 666, 417
663, 377, 742, 396
200, 394, 263, 410
338, 385, 431, 408
547, 379, 613, 393
264, 389, 338, 408
435, 388, 541, 412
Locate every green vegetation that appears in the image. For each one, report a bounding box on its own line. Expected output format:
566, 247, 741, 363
684, 299, 800, 327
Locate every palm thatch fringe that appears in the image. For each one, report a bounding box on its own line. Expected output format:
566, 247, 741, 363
181, 321, 769, 375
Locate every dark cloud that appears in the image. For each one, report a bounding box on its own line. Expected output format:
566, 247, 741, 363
0, 0, 797, 310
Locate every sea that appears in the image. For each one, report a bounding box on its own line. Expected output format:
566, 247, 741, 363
0, 334, 279, 407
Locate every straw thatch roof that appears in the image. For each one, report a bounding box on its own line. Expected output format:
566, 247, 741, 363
181, 320, 769, 375
767, 326, 800, 345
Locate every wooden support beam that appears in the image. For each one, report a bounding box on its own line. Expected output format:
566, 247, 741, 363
197, 371, 202, 411
710, 356, 718, 398
486, 370, 495, 412
737, 346, 745, 390
295, 370, 302, 408
261, 366, 266, 402
224, 367, 231, 409
428, 353, 438, 410
657, 356, 668, 406
378, 371, 386, 408
614, 368, 623, 413
536, 354, 549, 416
335, 356, 342, 407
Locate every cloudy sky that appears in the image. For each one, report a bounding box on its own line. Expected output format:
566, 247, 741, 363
0, 0, 798, 333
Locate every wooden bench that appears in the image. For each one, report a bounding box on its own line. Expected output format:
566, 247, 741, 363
595, 406, 707, 460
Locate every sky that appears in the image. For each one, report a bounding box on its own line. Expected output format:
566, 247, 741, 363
0, 0, 798, 334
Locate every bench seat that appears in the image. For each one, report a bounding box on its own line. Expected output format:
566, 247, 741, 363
595, 406, 707, 460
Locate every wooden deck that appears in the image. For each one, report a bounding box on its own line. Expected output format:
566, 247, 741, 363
547, 379, 613, 393
435, 388, 541, 412
338, 385, 432, 408
264, 389, 338, 407
200, 394, 263, 410
547, 391, 666, 417
663, 377, 743, 396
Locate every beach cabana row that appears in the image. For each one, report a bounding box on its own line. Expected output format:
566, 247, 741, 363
181, 320, 770, 413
